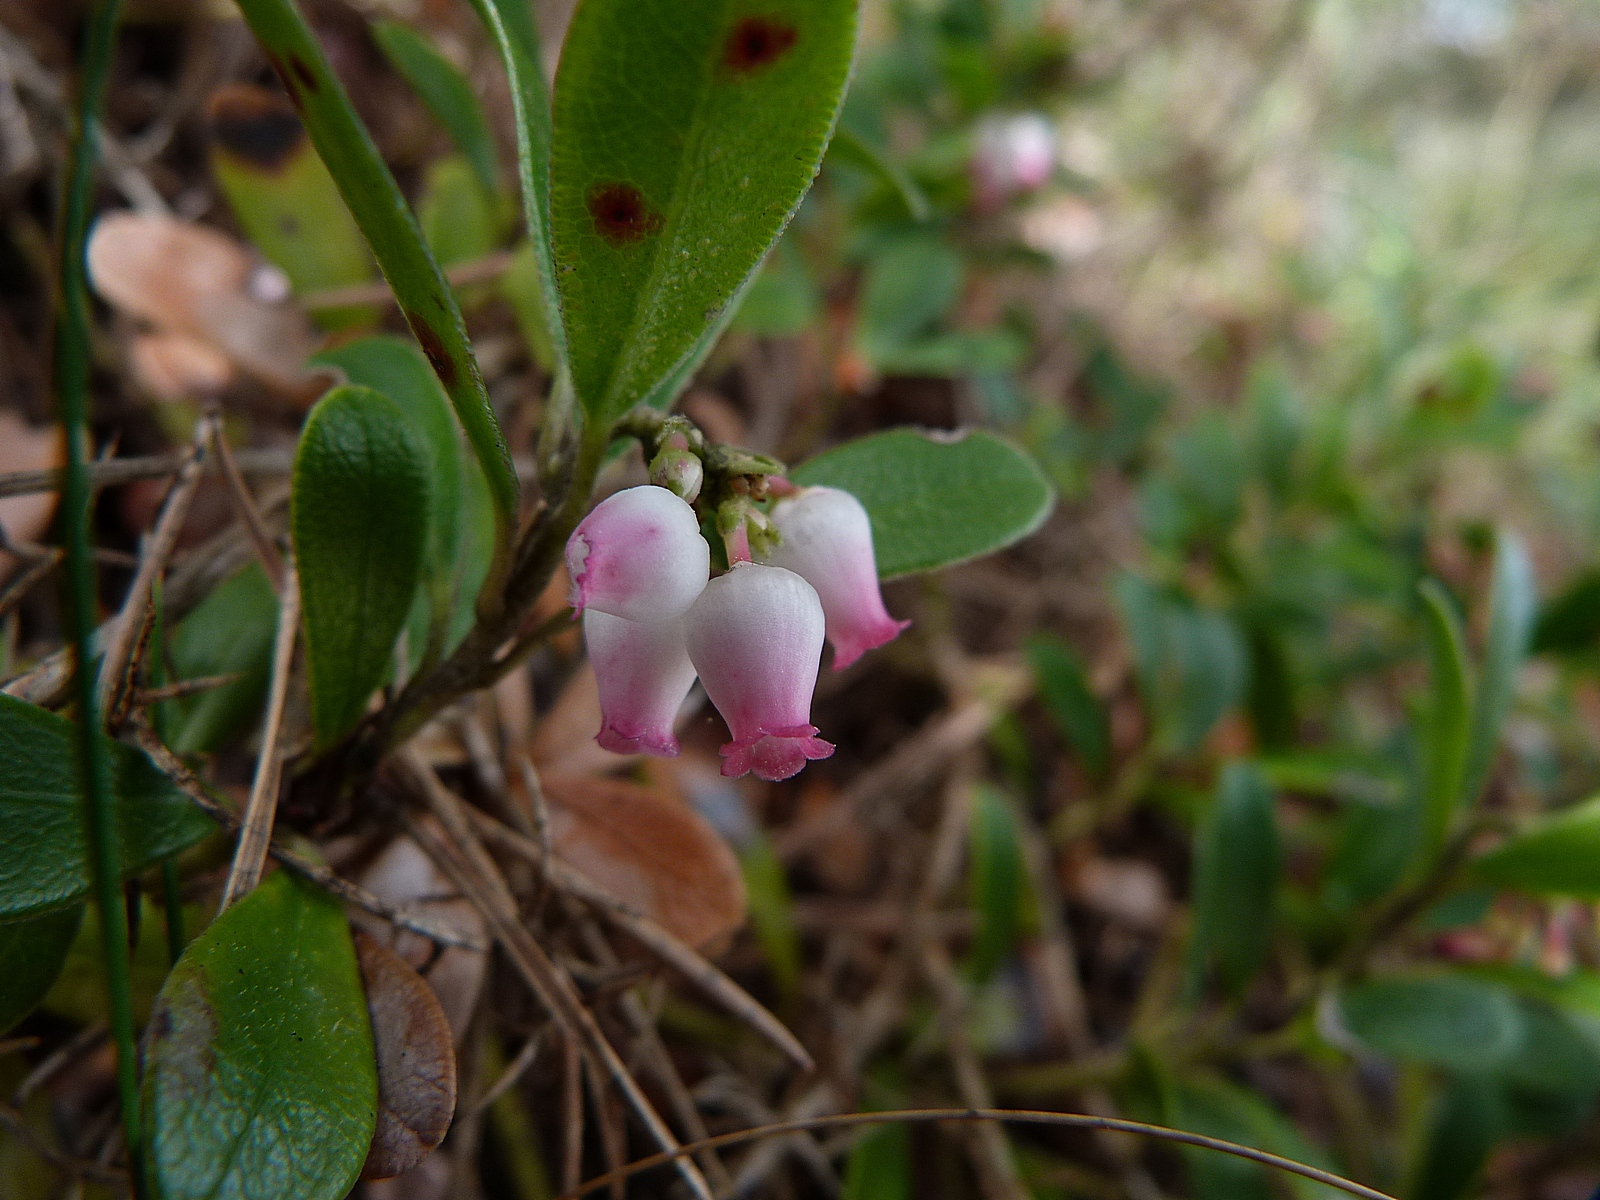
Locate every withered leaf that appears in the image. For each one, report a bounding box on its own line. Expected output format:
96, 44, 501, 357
356, 931, 457, 1181
545, 775, 747, 949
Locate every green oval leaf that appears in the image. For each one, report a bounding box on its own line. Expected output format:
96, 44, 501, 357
790, 428, 1054, 579
0, 906, 84, 1034
1187, 761, 1279, 998
0, 693, 214, 919
549, 0, 859, 421
144, 870, 377, 1200
371, 21, 500, 198
164, 563, 280, 755
967, 784, 1024, 983
1461, 531, 1536, 807
293, 384, 430, 746
1336, 974, 1523, 1072
1025, 634, 1110, 779
1418, 578, 1471, 857
1472, 795, 1600, 898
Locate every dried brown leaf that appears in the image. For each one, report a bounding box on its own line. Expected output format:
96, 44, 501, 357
544, 776, 747, 950
129, 331, 235, 402
356, 932, 458, 1181
357, 833, 487, 1041
86, 213, 323, 402
0, 412, 64, 571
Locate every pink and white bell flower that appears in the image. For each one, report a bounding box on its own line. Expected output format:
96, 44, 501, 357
584, 609, 698, 757
764, 486, 909, 670
684, 562, 834, 782
972, 112, 1057, 209
566, 485, 709, 623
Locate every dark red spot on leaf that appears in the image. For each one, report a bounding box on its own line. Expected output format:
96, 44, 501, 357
722, 17, 798, 73
406, 312, 457, 388
586, 183, 663, 244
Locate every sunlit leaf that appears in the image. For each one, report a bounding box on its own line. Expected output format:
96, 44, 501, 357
143, 871, 377, 1200
0, 694, 214, 919
791, 428, 1054, 578
292, 385, 430, 746
549, 0, 859, 421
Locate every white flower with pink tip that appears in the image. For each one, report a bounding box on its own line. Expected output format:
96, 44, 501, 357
684, 562, 834, 782
565, 480, 907, 780
763, 485, 909, 670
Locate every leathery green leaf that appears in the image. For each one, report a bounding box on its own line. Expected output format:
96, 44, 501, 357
371, 21, 500, 197
292, 385, 430, 746
229, 0, 517, 524
1472, 795, 1600, 898
0, 906, 84, 1034
1336, 974, 1524, 1072
143, 870, 377, 1200
1418, 579, 1471, 856
465, 0, 565, 369
1187, 761, 1279, 997
0, 693, 214, 919
790, 428, 1053, 578
967, 784, 1024, 983
549, 0, 859, 422
1461, 531, 1536, 807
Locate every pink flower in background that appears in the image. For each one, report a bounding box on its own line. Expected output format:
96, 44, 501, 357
972, 112, 1056, 209
765, 486, 909, 670
584, 609, 698, 756
566, 485, 709, 622
684, 562, 834, 781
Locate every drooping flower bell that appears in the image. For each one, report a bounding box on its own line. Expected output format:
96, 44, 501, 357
566, 485, 709, 623
684, 562, 834, 782
972, 112, 1056, 209
764, 486, 909, 670
584, 609, 698, 756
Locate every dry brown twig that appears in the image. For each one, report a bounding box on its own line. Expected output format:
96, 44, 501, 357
464, 802, 814, 1071
392, 751, 714, 1200
129, 721, 482, 949
219, 558, 300, 909
210, 422, 285, 588
93, 415, 215, 721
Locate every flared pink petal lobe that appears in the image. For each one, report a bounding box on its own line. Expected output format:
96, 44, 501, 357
685, 563, 829, 776
765, 486, 908, 670
584, 609, 697, 758
565, 486, 709, 622
719, 725, 835, 782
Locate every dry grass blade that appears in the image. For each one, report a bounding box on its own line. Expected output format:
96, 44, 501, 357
301, 249, 515, 312
134, 672, 245, 703
93, 415, 214, 720
130, 721, 483, 949
0, 446, 295, 500
465, 804, 814, 1071
219, 558, 300, 908
393, 751, 714, 1200
473, 1030, 544, 1114
212, 422, 285, 588
561, 1109, 1399, 1200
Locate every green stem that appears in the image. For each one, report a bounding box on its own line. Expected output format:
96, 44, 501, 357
160, 859, 186, 966
55, 0, 145, 1190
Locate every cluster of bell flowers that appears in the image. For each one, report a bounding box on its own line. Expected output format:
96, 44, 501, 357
565, 483, 909, 782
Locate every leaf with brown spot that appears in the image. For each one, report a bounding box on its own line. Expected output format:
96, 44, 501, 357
356, 932, 457, 1181
544, 776, 747, 950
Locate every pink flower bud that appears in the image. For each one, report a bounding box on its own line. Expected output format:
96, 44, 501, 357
764, 486, 909, 670
566, 485, 709, 622
972, 113, 1056, 208
684, 562, 834, 782
583, 609, 698, 756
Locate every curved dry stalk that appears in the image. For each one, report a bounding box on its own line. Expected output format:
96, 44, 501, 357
93, 415, 215, 721
219, 558, 300, 909
563, 1108, 1397, 1200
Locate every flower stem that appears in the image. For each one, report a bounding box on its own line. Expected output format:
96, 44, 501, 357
55, 0, 145, 1189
